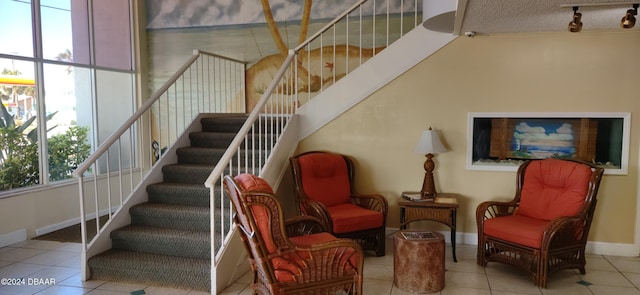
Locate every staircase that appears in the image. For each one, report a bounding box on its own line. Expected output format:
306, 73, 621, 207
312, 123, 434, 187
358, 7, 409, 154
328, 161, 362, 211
87, 114, 251, 292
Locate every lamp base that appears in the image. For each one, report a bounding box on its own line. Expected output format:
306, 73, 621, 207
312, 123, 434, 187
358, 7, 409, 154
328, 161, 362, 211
421, 153, 438, 199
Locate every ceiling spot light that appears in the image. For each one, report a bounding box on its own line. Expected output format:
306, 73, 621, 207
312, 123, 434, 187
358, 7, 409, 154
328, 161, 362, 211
621, 4, 638, 28
568, 6, 583, 32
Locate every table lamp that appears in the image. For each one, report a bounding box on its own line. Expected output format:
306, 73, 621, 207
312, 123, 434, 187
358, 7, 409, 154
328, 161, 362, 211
414, 127, 448, 199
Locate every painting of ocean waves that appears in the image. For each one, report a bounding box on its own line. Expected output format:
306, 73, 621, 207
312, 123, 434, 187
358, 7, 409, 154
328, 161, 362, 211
511, 120, 576, 159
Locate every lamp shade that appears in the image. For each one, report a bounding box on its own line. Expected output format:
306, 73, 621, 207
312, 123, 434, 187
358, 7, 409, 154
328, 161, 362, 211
415, 128, 448, 154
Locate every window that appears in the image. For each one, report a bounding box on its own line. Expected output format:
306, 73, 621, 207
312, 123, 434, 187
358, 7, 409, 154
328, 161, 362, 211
0, 0, 135, 193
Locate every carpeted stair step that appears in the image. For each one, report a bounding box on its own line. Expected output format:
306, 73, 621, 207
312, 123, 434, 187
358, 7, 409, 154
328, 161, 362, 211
176, 147, 226, 165
111, 225, 209, 259
162, 164, 214, 184
188, 132, 236, 148
200, 115, 248, 133
189, 132, 278, 149
88, 249, 210, 291
200, 115, 287, 134
130, 203, 209, 232
162, 164, 259, 184
176, 147, 271, 166
147, 182, 211, 207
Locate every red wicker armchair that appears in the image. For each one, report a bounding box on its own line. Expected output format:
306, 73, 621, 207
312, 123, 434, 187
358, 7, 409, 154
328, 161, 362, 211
289, 151, 389, 256
476, 158, 604, 288
223, 173, 364, 295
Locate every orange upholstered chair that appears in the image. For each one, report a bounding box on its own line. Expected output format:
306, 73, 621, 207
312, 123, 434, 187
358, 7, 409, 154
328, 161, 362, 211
223, 173, 364, 295
289, 151, 388, 256
476, 158, 604, 288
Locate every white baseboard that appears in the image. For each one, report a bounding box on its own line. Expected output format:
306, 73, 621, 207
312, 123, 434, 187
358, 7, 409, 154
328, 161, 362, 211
36, 218, 82, 237
386, 228, 640, 257
35, 207, 119, 237
0, 229, 27, 248
586, 240, 640, 257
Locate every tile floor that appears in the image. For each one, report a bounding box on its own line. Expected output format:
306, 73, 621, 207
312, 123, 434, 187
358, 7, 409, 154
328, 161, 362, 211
1, 234, 639, 295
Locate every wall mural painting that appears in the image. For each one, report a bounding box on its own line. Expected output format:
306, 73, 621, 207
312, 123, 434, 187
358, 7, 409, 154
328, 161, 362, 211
146, 0, 419, 111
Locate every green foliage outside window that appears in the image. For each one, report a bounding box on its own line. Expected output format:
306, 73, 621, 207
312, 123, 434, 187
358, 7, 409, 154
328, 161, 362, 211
48, 125, 91, 181
0, 126, 39, 189
0, 103, 91, 191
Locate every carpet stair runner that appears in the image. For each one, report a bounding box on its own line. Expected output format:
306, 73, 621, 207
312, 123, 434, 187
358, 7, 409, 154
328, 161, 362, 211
87, 114, 268, 292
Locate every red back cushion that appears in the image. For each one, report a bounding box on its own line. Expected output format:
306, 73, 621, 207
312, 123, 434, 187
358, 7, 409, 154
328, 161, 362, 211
235, 173, 274, 193
516, 159, 593, 221
233, 174, 278, 254
297, 153, 351, 207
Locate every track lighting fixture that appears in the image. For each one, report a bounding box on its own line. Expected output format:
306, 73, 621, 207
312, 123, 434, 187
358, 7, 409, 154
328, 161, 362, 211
568, 6, 583, 33
621, 4, 638, 28
562, 2, 640, 32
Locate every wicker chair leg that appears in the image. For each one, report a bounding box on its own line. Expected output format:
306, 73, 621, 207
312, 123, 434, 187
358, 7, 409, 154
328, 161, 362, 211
375, 231, 386, 257
476, 239, 487, 266
537, 257, 546, 288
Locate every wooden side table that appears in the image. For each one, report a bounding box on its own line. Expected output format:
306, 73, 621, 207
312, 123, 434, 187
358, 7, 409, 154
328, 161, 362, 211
399, 192, 459, 262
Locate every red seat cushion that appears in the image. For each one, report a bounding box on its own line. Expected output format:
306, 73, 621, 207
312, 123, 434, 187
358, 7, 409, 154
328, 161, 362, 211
516, 159, 593, 221
327, 203, 384, 233
297, 153, 352, 207
484, 215, 549, 249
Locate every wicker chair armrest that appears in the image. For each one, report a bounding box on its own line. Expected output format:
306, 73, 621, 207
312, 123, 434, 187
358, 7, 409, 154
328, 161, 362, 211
476, 200, 518, 220
285, 215, 329, 237
476, 200, 519, 234
542, 216, 586, 249
350, 193, 389, 214
300, 200, 332, 230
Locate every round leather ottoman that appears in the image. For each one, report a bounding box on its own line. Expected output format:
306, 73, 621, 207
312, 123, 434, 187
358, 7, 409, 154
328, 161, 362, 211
393, 231, 445, 293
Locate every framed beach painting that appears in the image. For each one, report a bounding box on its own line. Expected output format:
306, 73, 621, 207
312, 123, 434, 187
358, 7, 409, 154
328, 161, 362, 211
467, 112, 630, 175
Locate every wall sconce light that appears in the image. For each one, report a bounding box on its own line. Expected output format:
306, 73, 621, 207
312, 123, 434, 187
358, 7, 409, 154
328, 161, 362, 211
621, 4, 638, 28
414, 127, 448, 199
568, 6, 583, 32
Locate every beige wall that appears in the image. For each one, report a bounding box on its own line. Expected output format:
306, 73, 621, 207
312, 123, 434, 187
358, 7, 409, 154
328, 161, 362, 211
298, 30, 640, 245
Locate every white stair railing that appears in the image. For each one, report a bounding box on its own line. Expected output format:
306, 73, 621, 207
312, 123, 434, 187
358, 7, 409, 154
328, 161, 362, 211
72, 50, 246, 280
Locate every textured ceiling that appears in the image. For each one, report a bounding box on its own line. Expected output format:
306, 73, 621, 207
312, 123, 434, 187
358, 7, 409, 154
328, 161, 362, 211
455, 0, 640, 35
